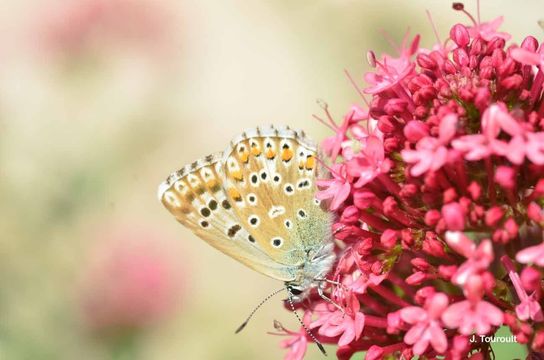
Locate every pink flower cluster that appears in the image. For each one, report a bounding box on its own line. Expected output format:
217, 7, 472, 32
280, 4, 544, 359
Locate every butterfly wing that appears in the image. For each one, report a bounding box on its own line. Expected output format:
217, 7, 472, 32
221, 125, 334, 268
158, 153, 296, 281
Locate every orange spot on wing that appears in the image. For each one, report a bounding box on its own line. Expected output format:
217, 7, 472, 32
305, 155, 315, 170
281, 148, 293, 162
227, 187, 243, 202
230, 170, 243, 181
266, 148, 276, 159
206, 179, 221, 192
239, 151, 250, 163
251, 144, 261, 156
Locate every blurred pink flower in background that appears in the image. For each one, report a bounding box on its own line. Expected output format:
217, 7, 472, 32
80, 224, 184, 333
32, 0, 174, 57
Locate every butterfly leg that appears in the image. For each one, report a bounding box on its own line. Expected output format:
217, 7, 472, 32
317, 284, 345, 316
332, 224, 346, 235
315, 277, 350, 294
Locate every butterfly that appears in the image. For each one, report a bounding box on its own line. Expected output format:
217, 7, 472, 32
157, 125, 337, 351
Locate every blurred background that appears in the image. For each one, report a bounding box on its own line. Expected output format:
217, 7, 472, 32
0, 1, 542, 359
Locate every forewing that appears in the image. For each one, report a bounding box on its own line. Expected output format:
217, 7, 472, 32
158, 153, 295, 281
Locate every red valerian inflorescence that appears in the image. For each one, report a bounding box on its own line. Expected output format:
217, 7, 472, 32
278, 3, 544, 359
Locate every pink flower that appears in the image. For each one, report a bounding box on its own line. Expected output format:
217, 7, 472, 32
343, 269, 386, 294
515, 291, 544, 323
452, 103, 529, 163
502, 256, 544, 322
364, 41, 417, 94
320, 113, 351, 162
442, 298, 503, 335
399, 293, 449, 355
320, 105, 369, 162
277, 313, 311, 360
511, 47, 544, 71
467, 17, 511, 42
464, 104, 544, 165
516, 243, 544, 267
346, 135, 391, 188
316, 164, 351, 210
493, 131, 544, 166
445, 232, 493, 286
311, 294, 365, 347
451, 103, 511, 161
401, 113, 457, 176
364, 61, 413, 94
442, 275, 503, 335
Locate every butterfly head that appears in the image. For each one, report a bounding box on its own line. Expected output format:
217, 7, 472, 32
284, 242, 336, 302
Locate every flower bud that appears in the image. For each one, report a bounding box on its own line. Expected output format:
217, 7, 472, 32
341, 205, 360, 224
411, 257, 431, 271
417, 53, 437, 69
403, 120, 429, 142
424, 209, 441, 226
380, 229, 398, 249
485, 206, 504, 227
527, 202, 543, 222
521, 266, 541, 292
453, 48, 469, 67
450, 24, 470, 47
521, 36, 539, 52
442, 202, 466, 231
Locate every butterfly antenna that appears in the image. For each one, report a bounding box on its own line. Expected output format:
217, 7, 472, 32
235, 287, 286, 334
286, 287, 327, 356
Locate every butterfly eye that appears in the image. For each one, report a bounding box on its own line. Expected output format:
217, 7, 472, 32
288, 287, 303, 296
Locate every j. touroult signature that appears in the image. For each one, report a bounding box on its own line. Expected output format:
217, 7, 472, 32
469, 334, 518, 343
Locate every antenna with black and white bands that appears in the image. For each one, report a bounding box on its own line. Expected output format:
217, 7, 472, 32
235, 287, 285, 334
235, 286, 327, 356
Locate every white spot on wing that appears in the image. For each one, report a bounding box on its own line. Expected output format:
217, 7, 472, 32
268, 206, 285, 218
